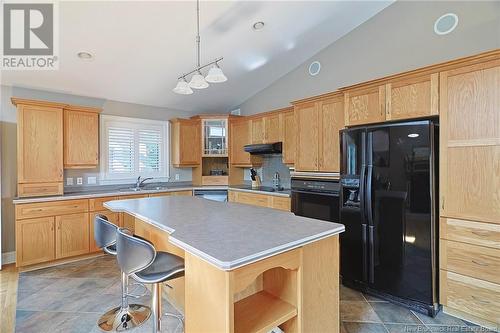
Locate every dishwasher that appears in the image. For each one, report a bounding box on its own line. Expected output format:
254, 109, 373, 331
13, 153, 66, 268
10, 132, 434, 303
193, 189, 228, 202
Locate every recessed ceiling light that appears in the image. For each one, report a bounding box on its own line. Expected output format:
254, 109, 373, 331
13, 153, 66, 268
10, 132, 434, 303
408, 133, 419, 138
252, 21, 265, 31
434, 13, 458, 35
77, 52, 93, 60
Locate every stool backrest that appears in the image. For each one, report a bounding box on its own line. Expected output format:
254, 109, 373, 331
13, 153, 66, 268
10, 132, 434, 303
116, 227, 156, 275
94, 214, 117, 254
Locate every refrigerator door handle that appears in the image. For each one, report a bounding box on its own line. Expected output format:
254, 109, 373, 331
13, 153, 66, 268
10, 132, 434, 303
366, 165, 374, 226
362, 223, 368, 282
360, 165, 366, 221
369, 225, 375, 284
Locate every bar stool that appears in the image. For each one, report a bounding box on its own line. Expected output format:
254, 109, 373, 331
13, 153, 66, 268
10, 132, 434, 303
94, 215, 151, 331
116, 227, 185, 333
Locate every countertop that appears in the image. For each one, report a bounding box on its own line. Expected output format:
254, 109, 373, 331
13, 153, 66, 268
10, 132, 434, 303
105, 196, 344, 270
13, 183, 291, 204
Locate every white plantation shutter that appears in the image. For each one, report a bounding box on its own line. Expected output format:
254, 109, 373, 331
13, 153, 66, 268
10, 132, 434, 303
101, 116, 169, 181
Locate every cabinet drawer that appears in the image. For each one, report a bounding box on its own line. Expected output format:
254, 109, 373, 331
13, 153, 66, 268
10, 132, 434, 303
18, 182, 63, 197
235, 192, 270, 208
271, 196, 291, 211
89, 196, 119, 211
440, 270, 500, 324
16, 199, 89, 220
171, 190, 193, 196
440, 240, 500, 284
440, 218, 500, 249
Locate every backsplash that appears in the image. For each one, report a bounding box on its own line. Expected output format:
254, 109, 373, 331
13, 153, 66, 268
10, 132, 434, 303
244, 154, 291, 188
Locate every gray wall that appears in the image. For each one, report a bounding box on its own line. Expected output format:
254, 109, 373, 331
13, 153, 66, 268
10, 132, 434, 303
237, 1, 500, 115
0, 85, 200, 254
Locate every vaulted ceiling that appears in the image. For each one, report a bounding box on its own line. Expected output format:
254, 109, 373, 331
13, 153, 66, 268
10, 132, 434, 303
1, 1, 393, 112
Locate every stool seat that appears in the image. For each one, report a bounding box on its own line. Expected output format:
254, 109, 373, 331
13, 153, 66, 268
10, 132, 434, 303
134, 252, 185, 284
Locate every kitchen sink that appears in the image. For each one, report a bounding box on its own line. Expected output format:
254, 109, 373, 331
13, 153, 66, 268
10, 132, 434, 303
119, 187, 143, 192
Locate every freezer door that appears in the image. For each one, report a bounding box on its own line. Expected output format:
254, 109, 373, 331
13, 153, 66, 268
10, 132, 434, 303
366, 122, 434, 304
340, 129, 367, 283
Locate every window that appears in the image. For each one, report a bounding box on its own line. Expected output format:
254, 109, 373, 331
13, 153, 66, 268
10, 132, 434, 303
100, 115, 169, 182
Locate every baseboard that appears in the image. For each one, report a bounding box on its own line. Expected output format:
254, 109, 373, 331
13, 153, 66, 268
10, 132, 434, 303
1, 251, 16, 265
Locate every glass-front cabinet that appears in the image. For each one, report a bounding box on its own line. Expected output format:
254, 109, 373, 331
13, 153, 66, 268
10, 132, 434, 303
203, 119, 228, 156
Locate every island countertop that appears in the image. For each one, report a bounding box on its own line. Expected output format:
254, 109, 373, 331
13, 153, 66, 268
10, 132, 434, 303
105, 196, 344, 270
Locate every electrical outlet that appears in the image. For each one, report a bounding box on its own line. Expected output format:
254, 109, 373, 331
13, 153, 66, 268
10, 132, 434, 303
77, 177, 83, 185
87, 176, 97, 185
66, 178, 74, 186
175, 174, 180, 181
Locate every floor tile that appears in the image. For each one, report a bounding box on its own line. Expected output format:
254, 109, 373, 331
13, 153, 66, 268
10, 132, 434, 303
340, 285, 366, 301
412, 310, 469, 326
385, 323, 430, 333
342, 321, 388, 333
340, 301, 381, 323
371, 302, 422, 324
364, 293, 389, 302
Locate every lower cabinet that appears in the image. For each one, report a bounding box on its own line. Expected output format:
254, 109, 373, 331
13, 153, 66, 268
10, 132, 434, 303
55, 213, 90, 259
16, 217, 56, 266
228, 190, 291, 211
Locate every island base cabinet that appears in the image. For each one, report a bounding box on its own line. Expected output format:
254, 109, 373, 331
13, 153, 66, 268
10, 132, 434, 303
16, 217, 56, 267
184, 235, 339, 333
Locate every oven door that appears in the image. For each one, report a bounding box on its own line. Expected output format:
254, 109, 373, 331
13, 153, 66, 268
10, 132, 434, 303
292, 190, 340, 223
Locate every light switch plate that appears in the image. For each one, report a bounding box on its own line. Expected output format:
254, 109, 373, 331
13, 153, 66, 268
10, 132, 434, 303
87, 176, 97, 185
77, 177, 83, 185
66, 177, 74, 186
175, 174, 180, 181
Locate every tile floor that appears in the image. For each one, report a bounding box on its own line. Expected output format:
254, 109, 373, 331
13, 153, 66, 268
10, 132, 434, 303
14, 256, 498, 333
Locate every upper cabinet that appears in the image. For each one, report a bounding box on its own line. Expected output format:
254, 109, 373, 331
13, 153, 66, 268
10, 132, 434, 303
263, 113, 281, 143
386, 73, 439, 121
440, 58, 500, 224
281, 108, 295, 165
344, 85, 386, 126
229, 118, 252, 166
171, 118, 201, 167
202, 118, 228, 157
250, 117, 264, 144
14, 99, 64, 197
294, 93, 344, 172
63, 106, 101, 168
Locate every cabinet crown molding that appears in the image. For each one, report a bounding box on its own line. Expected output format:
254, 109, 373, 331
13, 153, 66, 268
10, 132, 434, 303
11, 97, 102, 113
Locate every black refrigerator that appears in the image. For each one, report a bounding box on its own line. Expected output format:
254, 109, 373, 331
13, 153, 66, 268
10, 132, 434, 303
339, 119, 440, 317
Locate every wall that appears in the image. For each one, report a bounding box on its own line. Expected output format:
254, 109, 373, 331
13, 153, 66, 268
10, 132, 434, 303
0, 85, 201, 254
237, 1, 500, 115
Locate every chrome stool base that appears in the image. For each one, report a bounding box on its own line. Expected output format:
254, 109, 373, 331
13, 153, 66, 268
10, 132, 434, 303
97, 304, 151, 332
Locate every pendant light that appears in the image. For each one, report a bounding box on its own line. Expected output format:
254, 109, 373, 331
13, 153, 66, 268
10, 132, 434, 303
173, 0, 226, 94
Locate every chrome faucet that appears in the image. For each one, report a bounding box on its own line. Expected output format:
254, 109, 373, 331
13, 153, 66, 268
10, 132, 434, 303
135, 176, 153, 189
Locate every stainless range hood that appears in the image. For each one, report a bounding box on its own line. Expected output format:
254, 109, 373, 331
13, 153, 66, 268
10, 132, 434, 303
244, 142, 282, 154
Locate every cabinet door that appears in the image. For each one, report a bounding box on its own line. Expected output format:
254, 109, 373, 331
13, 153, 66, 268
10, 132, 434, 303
230, 119, 252, 166
440, 60, 500, 224
319, 97, 344, 172
89, 211, 121, 253
386, 73, 439, 121
64, 110, 99, 168
264, 113, 281, 143
16, 217, 55, 266
344, 85, 385, 126
56, 213, 90, 259
295, 102, 319, 171
17, 105, 63, 185
251, 117, 264, 144
282, 110, 296, 165
180, 120, 201, 165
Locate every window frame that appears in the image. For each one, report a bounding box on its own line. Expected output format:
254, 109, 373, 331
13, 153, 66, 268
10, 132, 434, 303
100, 115, 170, 184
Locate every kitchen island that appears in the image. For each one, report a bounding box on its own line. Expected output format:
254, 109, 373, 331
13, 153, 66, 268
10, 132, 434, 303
105, 195, 344, 333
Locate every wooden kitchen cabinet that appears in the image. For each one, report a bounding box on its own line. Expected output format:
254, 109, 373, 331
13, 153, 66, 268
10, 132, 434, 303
228, 190, 291, 211
14, 99, 64, 197
15, 217, 55, 266
171, 118, 201, 167
263, 113, 281, 143
295, 101, 319, 171
294, 93, 344, 172
55, 213, 90, 259
230, 118, 252, 166
440, 59, 500, 223
281, 108, 296, 165
386, 73, 439, 121
63, 106, 101, 168
344, 85, 386, 126
251, 117, 264, 144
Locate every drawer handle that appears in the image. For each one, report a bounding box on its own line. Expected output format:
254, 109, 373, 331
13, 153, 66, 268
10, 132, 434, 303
471, 259, 489, 267
471, 230, 490, 237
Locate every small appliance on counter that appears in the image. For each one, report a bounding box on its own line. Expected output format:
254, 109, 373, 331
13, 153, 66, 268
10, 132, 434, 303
210, 169, 225, 176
